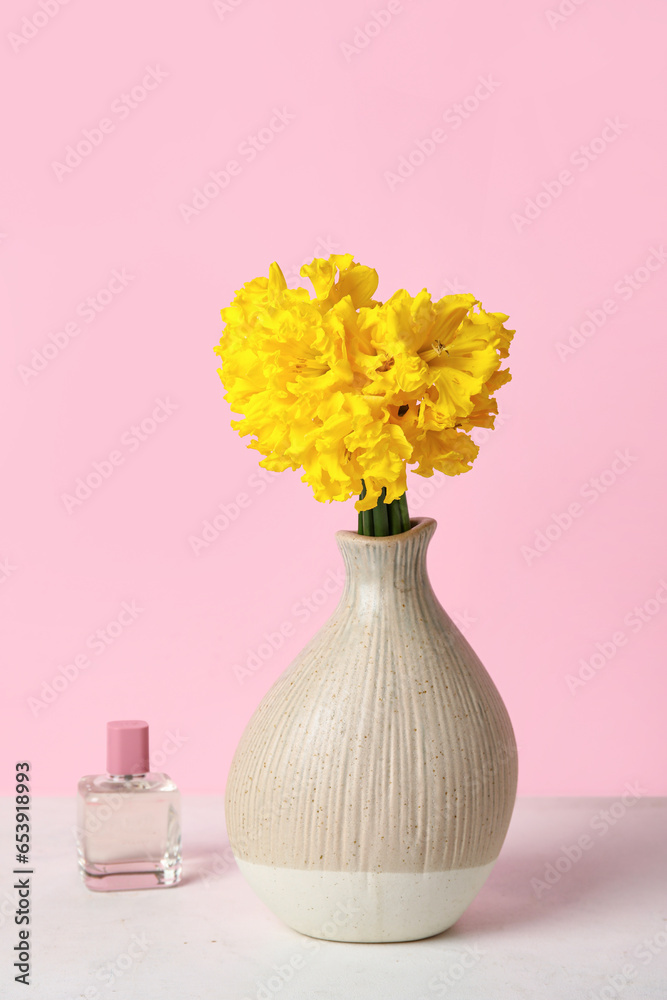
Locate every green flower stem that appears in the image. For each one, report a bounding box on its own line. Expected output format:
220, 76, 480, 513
360, 508, 374, 536
358, 483, 411, 537
388, 499, 403, 536
395, 492, 411, 533
373, 488, 390, 536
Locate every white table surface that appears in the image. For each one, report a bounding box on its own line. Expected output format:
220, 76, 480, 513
0, 796, 665, 999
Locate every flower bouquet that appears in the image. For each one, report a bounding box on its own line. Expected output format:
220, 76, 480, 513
215, 253, 513, 532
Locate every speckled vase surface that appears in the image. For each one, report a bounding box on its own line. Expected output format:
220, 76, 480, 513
225, 517, 518, 943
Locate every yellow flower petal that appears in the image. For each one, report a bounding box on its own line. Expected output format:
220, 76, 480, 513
215, 259, 513, 507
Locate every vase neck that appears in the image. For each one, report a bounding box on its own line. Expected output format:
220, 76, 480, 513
335, 518, 437, 600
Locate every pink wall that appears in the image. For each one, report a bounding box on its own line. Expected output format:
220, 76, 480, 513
2, 0, 665, 795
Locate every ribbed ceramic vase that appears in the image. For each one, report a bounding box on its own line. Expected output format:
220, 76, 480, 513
225, 517, 518, 943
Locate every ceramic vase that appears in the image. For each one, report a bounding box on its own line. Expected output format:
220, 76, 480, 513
225, 517, 518, 942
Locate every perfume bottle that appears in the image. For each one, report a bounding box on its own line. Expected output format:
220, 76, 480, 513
76, 720, 182, 891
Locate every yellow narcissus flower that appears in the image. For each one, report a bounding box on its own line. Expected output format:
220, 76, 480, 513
215, 255, 514, 521
301, 253, 380, 312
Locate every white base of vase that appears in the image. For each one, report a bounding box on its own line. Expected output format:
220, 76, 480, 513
235, 858, 496, 942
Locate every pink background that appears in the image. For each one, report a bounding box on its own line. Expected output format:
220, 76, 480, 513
2, 0, 665, 796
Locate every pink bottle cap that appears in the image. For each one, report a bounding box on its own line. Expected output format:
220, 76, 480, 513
107, 720, 150, 776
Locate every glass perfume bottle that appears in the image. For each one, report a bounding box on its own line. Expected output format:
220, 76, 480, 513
76, 720, 182, 891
